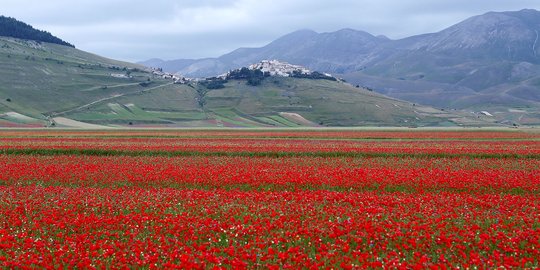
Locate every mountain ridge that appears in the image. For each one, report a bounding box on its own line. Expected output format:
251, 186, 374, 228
141, 9, 540, 75
138, 9, 540, 125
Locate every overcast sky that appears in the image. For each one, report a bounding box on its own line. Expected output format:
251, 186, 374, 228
3, 0, 540, 62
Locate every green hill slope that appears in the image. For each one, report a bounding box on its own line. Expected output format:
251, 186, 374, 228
63, 76, 496, 128
0, 36, 174, 127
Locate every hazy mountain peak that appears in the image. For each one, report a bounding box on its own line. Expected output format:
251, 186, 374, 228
139, 58, 164, 66
337, 28, 375, 35
399, 8, 540, 62
502, 8, 540, 26
268, 29, 318, 46
504, 8, 540, 16
332, 28, 367, 35
376, 35, 391, 41
324, 28, 382, 41
286, 29, 318, 35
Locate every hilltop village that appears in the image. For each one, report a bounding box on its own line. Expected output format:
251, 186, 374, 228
150, 60, 337, 85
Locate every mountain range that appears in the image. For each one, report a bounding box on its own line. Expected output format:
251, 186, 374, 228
141, 9, 540, 125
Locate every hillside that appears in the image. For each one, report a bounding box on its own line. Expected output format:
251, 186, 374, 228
0, 36, 174, 127
141, 9, 540, 125
0, 38, 492, 128
66, 75, 493, 128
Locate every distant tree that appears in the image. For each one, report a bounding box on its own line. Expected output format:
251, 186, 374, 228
201, 78, 227, 89
247, 69, 265, 86
227, 67, 267, 86
195, 87, 209, 108
290, 71, 337, 81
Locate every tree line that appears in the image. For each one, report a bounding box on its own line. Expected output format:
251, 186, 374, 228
0, 16, 74, 47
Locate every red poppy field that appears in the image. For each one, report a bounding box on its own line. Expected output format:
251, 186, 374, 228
0, 129, 539, 268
